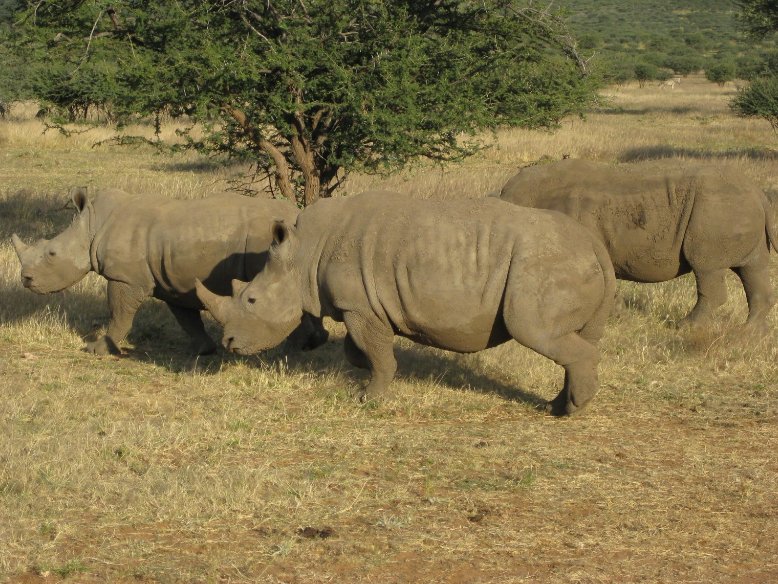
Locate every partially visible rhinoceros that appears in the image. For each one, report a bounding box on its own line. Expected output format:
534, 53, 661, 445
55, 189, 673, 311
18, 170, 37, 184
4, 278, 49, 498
12, 187, 328, 355
195, 191, 616, 416
498, 159, 777, 330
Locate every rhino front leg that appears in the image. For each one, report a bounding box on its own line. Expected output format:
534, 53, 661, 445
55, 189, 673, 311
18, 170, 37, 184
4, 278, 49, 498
680, 269, 728, 328
343, 332, 370, 370
284, 313, 330, 351
167, 304, 217, 355
86, 281, 147, 355
343, 312, 396, 402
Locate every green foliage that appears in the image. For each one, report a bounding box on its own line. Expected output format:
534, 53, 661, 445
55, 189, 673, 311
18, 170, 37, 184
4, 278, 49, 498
556, 0, 776, 85
732, 75, 778, 130
663, 54, 704, 76
706, 61, 737, 86
11, 0, 598, 206
736, 0, 778, 38
634, 62, 660, 87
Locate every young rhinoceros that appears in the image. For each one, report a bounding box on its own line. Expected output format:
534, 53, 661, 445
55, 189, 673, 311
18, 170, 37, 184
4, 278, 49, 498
499, 159, 778, 330
195, 191, 616, 416
12, 187, 328, 355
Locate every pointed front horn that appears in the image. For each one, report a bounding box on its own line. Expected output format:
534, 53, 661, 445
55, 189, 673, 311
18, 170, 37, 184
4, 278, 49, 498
195, 278, 230, 325
11, 234, 27, 260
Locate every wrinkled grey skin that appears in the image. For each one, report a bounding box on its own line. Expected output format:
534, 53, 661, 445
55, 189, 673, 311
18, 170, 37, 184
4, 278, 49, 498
12, 187, 328, 355
196, 191, 616, 416
499, 159, 778, 331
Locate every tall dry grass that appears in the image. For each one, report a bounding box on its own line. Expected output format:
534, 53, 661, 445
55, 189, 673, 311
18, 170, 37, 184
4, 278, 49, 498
1, 75, 777, 583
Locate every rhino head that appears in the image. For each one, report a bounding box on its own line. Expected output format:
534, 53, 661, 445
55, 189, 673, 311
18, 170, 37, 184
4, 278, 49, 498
195, 221, 304, 354
11, 187, 94, 294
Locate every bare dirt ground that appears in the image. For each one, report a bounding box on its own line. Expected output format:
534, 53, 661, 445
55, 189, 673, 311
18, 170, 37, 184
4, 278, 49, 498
1, 75, 777, 583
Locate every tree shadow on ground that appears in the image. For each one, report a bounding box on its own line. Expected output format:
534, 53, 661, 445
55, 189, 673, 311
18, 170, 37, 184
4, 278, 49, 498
620, 145, 778, 163
0, 189, 74, 241
596, 105, 699, 116
0, 281, 105, 333
150, 157, 249, 174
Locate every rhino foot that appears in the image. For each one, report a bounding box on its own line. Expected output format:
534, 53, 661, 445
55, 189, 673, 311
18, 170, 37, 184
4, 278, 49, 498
85, 336, 121, 356
301, 328, 329, 351
741, 319, 771, 339
545, 392, 590, 417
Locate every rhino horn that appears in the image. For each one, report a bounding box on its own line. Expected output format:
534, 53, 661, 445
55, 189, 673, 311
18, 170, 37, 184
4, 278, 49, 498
11, 234, 27, 260
195, 278, 230, 325
231, 278, 249, 296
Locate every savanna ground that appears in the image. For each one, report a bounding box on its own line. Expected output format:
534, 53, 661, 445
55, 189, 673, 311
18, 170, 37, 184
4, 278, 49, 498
1, 75, 777, 583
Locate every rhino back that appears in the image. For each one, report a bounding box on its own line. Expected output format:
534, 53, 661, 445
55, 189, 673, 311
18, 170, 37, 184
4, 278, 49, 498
298, 193, 604, 352
499, 160, 708, 282
93, 193, 298, 306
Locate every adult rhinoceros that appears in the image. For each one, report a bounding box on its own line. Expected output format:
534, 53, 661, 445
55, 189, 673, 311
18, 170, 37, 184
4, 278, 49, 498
12, 187, 328, 355
195, 191, 616, 416
498, 159, 777, 330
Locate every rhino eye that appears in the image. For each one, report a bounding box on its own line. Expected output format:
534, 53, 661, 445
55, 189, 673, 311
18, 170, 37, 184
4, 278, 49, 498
247, 297, 256, 305
48, 250, 57, 257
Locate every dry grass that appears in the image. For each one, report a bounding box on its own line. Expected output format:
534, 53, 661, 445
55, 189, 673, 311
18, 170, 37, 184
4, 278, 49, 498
1, 75, 778, 583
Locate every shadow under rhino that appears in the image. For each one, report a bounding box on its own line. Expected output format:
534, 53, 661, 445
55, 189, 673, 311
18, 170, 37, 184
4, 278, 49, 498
163, 331, 547, 409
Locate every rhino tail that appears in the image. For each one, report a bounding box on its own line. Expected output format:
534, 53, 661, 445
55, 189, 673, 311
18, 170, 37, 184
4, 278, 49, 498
581, 236, 617, 343
761, 193, 778, 253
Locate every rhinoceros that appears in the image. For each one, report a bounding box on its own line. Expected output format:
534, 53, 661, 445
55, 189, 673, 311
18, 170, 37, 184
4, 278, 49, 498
195, 191, 616, 416
498, 159, 778, 330
11, 187, 328, 355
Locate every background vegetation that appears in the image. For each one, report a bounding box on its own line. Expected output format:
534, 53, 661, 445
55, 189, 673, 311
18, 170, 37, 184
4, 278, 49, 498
557, 0, 777, 84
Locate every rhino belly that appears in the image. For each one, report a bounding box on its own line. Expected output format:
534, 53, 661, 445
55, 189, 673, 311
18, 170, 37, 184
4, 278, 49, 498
398, 310, 512, 352
388, 272, 512, 352
612, 249, 691, 282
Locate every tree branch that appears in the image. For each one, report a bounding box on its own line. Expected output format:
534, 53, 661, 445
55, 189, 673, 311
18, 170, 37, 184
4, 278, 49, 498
222, 105, 295, 200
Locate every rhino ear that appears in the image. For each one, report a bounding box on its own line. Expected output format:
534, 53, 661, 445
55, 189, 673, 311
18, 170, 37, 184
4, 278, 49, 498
231, 279, 249, 297
195, 278, 229, 325
271, 220, 290, 246
270, 220, 296, 265
70, 187, 90, 213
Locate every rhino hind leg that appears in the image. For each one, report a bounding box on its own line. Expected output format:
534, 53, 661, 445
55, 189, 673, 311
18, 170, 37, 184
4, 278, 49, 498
342, 312, 396, 402
167, 304, 217, 355
86, 281, 147, 356
680, 269, 728, 328
733, 254, 775, 333
532, 333, 601, 417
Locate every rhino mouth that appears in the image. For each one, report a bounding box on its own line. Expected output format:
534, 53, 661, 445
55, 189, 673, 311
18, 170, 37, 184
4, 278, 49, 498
23, 279, 68, 295
223, 334, 281, 356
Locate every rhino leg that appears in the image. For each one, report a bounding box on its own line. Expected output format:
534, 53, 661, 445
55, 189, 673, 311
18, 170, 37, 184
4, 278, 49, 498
167, 304, 217, 355
681, 269, 728, 328
343, 333, 370, 370
86, 281, 146, 355
285, 314, 330, 351
734, 253, 775, 333
343, 312, 396, 401
533, 333, 601, 417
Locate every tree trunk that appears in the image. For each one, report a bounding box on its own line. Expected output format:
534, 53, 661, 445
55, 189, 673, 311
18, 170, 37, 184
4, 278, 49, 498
290, 132, 321, 207
223, 105, 296, 201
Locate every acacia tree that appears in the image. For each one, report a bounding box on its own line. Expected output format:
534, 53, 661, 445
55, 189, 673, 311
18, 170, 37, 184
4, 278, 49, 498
732, 1, 778, 132
15, 1, 598, 206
